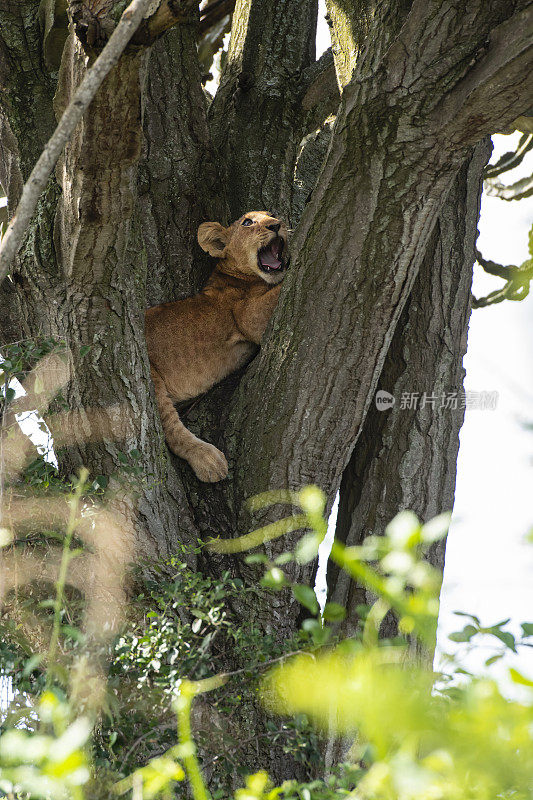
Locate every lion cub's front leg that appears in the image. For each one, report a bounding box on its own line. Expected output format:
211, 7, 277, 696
184, 440, 229, 483
152, 370, 228, 482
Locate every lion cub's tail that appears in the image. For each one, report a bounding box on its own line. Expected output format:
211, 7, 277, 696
151, 370, 228, 483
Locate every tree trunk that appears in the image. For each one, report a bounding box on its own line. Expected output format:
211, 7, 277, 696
140, 22, 226, 305
329, 141, 491, 635
0, 7, 199, 563
210, 0, 319, 223
1, 0, 532, 787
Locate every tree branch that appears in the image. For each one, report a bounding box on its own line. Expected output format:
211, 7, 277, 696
132, 0, 199, 44
209, 0, 319, 220
472, 247, 533, 307
444, 5, 533, 143
484, 132, 533, 178
140, 21, 227, 305
299, 48, 340, 133
0, 0, 59, 176
324, 0, 377, 88
397, 2, 533, 145
199, 0, 234, 36
484, 173, 533, 201
0, 0, 156, 284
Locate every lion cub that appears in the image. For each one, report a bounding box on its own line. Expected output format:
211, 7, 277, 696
145, 211, 289, 482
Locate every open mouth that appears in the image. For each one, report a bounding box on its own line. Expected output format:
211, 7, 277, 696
257, 236, 286, 273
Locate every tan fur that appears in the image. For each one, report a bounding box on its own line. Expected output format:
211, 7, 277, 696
145, 211, 289, 482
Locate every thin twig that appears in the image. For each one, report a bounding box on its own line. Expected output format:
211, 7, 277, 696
0, 0, 156, 283
218, 648, 310, 679
473, 249, 533, 308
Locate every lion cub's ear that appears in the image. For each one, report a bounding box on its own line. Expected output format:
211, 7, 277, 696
197, 221, 229, 258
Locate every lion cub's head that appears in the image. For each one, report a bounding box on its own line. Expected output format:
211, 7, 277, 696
197, 211, 289, 284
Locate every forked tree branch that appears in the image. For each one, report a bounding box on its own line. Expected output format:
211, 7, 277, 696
0, 0, 157, 284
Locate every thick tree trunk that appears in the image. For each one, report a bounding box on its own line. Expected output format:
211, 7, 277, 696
0, 0, 532, 788
50, 34, 190, 561
0, 7, 199, 563
329, 142, 491, 638
222, 0, 532, 539
321, 138, 490, 770
140, 22, 226, 306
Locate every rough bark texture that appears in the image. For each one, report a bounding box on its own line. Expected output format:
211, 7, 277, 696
140, 22, 226, 306
0, 0, 532, 786
210, 0, 320, 223
0, 1, 62, 344
329, 137, 491, 633
223, 0, 532, 530
0, 5, 199, 565
321, 135, 491, 771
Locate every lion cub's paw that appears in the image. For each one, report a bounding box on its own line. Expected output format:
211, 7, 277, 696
188, 441, 228, 483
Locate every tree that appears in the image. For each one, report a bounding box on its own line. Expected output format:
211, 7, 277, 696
0, 0, 532, 786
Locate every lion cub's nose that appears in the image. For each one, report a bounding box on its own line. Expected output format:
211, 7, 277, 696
266, 222, 281, 233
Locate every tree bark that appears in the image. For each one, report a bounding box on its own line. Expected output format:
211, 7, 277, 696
0, 7, 199, 563
0, 0, 532, 788
223, 0, 532, 526
140, 22, 226, 306
210, 0, 320, 223
329, 137, 491, 636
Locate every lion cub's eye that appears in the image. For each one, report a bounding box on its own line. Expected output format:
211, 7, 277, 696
241, 218, 254, 226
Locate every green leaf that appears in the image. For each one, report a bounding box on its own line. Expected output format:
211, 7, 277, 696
485, 653, 503, 667
301, 617, 330, 645
4, 387, 16, 403
22, 653, 44, 677
261, 568, 287, 590
454, 611, 481, 625
61, 625, 86, 643
449, 625, 478, 643
520, 622, 533, 637
245, 553, 268, 564
385, 510, 421, 549
485, 654, 504, 667
509, 667, 533, 687
491, 630, 516, 652
295, 532, 321, 564
274, 552, 293, 565
490, 618, 511, 628
322, 602, 346, 622
298, 486, 326, 515
292, 584, 319, 614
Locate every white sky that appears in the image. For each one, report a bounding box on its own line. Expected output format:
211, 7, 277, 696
436, 135, 533, 687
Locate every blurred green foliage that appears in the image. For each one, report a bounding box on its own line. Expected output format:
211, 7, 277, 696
1, 484, 532, 800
